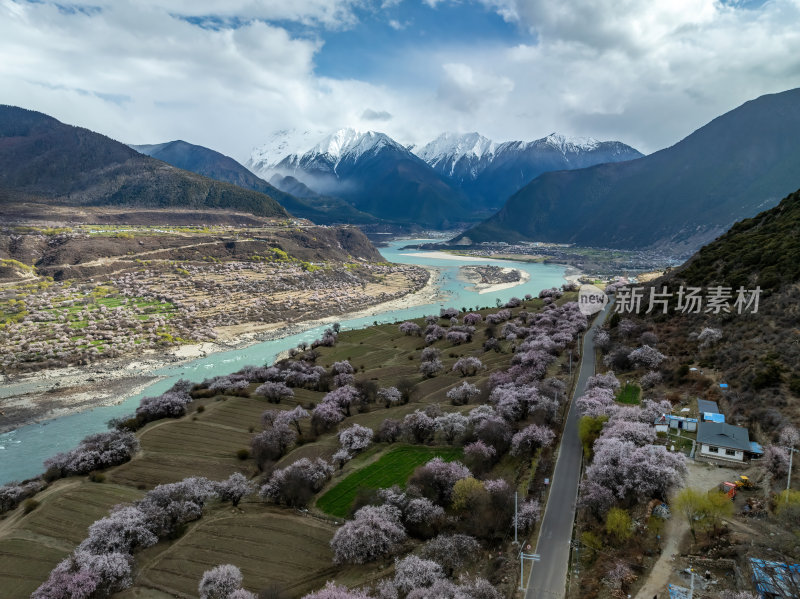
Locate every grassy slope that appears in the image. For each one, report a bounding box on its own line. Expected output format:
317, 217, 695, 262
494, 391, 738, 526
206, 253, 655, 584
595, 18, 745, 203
0, 294, 576, 597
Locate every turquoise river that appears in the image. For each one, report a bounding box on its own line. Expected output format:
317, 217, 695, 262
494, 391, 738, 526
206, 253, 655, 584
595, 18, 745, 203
0, 240, 568, 484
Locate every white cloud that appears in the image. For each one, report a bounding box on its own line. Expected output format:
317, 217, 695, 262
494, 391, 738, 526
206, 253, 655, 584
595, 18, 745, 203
458, 0, 800, 152
437, 63, 514, 113
1, 0, 799, 163
361, 108, 393, 121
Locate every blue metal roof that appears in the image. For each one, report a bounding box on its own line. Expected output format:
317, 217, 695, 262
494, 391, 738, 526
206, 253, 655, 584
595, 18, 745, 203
704, 412, 725, 423
666, 415, 698, 423
750, 557, 800, 598
668, 584, 691, 599
750, 441, 764, 455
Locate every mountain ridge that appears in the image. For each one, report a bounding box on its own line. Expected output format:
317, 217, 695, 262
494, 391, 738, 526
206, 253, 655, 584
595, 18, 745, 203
131, 139, 376, 225
249, 127, 643, 224
413, 131, 643, 210
0, 106, 289, 219
253, 128, 471, 228
455, 88, 800, 251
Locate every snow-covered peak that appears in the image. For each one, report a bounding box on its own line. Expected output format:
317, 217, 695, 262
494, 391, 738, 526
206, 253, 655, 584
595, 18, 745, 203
541, 132, 600, 153
308, 128, 403, 162
248, 127, 326, 172
415, 132, 496, 163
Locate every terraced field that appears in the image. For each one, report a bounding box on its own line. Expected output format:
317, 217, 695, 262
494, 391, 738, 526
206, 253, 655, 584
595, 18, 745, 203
0, 482, 144, 597
132, 506, 347, 598
316, 445, 464, 518
0, 295, 579, 596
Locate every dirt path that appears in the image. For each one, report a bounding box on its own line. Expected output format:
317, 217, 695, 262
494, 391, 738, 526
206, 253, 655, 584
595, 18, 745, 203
53, 240, 228, 268
634, 460, 719, 599
634, 512, 688, 599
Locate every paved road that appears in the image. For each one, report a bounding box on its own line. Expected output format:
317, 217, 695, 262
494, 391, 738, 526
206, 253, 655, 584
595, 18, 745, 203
525, 299, 614, 599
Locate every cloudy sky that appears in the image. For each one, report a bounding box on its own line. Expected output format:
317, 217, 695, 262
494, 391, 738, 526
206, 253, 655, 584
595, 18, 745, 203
1, 0, 800, 162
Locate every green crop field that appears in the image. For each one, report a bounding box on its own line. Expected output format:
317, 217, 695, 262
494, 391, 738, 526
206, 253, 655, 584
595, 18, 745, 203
316, 445, 463, 518
616, 382, 641, 405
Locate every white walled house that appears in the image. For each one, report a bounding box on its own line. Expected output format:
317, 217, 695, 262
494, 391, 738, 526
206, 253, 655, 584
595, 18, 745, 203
696, 421, 753, 464
654, 414, 669, 433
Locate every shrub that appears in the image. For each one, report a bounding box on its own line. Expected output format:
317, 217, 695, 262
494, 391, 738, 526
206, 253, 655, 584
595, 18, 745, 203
260, 458, 333, 507
605, 507, 633, 543
23, 498, 40, 514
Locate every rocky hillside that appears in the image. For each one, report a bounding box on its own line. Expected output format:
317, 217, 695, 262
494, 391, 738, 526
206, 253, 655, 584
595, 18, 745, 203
0, 225, 383, 281
624, 188, 800, 433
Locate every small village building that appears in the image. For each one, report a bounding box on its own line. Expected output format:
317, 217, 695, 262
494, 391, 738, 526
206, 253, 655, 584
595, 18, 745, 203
696, 421, 754, 464
697, 399, 725, 422
653, 414, 697, 433
654, 414, 669, 433
668, 415, 697, 432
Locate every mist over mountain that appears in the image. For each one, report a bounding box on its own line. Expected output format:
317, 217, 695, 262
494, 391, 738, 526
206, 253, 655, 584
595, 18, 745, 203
252, 128, 470, 228
249, 128, 641, 227
132, 139, 375, 225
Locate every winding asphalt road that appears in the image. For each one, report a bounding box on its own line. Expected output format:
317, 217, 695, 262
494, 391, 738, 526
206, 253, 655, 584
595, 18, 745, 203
525, 298, 614, 599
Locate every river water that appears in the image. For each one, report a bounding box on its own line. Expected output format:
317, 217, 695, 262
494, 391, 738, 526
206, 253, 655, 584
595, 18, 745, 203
0, 240, 566, 484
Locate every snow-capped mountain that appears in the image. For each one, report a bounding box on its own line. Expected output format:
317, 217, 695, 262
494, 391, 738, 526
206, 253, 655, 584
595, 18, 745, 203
250, 128, 469, 228
275, 128, 409, 177
415, 132, 496, 175
412, 131, 643, 210
246, 127, 641, 226
247, 128, 327, 174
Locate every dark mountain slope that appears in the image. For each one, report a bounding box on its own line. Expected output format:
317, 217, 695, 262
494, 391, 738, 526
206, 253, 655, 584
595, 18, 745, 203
419, 133, 643, 212
621, 188, 800, 432
272, 130, 471, 228
674, 188, 800, 292
458, 88, 800, 251
131, 139, 375, 225
0, 106, 287, 218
